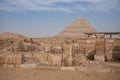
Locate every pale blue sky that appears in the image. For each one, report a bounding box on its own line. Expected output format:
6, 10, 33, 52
0, 0, 120, 37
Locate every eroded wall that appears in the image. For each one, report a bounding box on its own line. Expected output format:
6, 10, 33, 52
0, 37, 120, 66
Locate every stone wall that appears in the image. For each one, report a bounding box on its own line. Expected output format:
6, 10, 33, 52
33, 53, 63, 66
32, 38, 120, 64
0, 54, 5, 64
105, 39, 120, 61
0, 53, 23, 65
0, 37, 120, 66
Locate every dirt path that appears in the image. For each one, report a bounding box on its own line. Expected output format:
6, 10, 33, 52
0, 68, 120, 80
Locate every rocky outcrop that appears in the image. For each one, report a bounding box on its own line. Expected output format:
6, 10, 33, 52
0, 32, 26, 39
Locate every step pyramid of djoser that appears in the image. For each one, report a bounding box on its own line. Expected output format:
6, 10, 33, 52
56, 19, 96, 38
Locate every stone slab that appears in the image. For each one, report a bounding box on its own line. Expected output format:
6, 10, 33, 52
20, 64, 37, 68
61, 67, 76, 71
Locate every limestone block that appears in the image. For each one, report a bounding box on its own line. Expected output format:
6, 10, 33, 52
73, 54, 87, 66
76, 66, 89, 71
24, 53, 32, 58
45, 46, 52, 52
85, 44, 95, 50
54, 54, 62, 66
63, 44, 71, 55
81, 40, 87, 44
96, 50, 105, 55
20, 64, 37, 68
96, 40, 105, 45
48, 54, 62, 66
94, 54, 105, 62
0, 56, 5, 64
96, 45, 105, 50
61, 67, 75, 71
52, 45, 63, 53
87, 39, 96, 44
79, 44, 86, 49
105, 51, 113, 61
47, 54, 54, 65
77, 40, 81, 44
5, 54, 23, 64
40, 54, 48, 64
114, 39, 120, 44
64, 58, 72, 66
107, 39, 115, 43
37, 54, 63, 66
24, 43, 31, 45
73, 43, 79, 49
87, 40, 91, 43
34, 53, 42, 62
105, 44, 113, 51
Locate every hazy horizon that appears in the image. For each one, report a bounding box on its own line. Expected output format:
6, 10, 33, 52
0, 0, 120, 37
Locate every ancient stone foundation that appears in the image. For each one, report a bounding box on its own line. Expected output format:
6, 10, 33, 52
0, 37, 120, 67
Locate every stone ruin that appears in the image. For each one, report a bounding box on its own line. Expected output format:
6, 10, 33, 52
0, 19, 120, 68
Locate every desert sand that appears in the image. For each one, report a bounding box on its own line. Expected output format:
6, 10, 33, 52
0, 68, 120, 80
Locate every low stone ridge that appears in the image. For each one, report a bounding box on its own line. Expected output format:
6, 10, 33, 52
0, 32, 26, 39
56, 19, 96, 38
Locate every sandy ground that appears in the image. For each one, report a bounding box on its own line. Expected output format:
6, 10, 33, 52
0, 68, 120, 80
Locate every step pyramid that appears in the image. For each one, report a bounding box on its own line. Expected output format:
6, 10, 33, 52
56, 19, 96, 38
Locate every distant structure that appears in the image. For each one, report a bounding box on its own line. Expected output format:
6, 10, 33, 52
56, 19, 96, 38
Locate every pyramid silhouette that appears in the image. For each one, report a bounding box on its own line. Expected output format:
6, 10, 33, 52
56, 19, 96, 38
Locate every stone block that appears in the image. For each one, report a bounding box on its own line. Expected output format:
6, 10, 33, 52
96, 42, 104, 45
105, 44, 113, 51
96, 45, 105, 50
53, 54, 62, 66
61, 67, 75, 71
114, 39, 120, 44
20, 64, 37, 68
105, 51, 113, 61
81, 40, 87, 44
86, 39, 96, 44
24, 53, 33, 58
45, 46, 52, 52
76, 66, 88, 71
63, 44, 71, 55
0, 56, 5, 64
107, 39, 115, 43
5, 54, 23, 64
36, 65, 61, 70
40, 54, 48, 64
94, 54, 105, 62
96, 50, 105, 55
34, 53, 48, 64
73, 54, 87, 66
34, 53, 62, 66
47, 54, 54, 65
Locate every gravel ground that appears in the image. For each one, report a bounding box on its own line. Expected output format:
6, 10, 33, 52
0, 68, 120, 80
